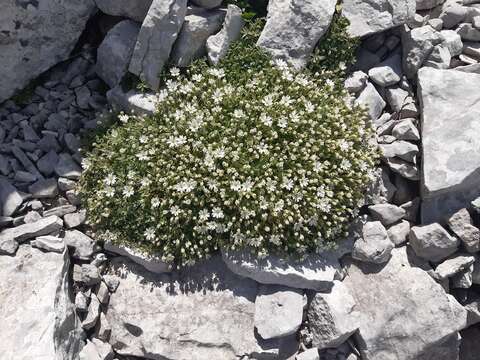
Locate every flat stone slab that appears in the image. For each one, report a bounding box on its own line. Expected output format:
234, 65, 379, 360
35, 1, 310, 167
0, 245, 81, 359
418, 68, 480, 223
221, 248, 344, 291
105, 255, 297, 359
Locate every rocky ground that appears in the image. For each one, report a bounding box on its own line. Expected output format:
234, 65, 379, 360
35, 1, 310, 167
1, 0, 480, 359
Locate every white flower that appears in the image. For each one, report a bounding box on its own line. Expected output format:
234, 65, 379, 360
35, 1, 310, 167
123, 186, 134, 198
233, 109, 245, 119
170, 67, 180, 77
270, 235, 282, 246
104, 174, 117, 186
136, 151, 150, 161
260, 113, 272, 126
282, 178, 294, 190
151, 197, 160, 208
192, 74, 203, 82
139, 135, 148, 144
144, 228, 156, 240
278, 117, 288, 128
340, 159, 352, 170
166, 135, 187, 148
105, 187, 115, 198
212, 207, 224, 219
199, 209, 210, 221
325, 79, 335, 88
173, 179, 196, 193
212, 89, 223, 103
81, 158, 91, 170
170, 205, 181, 216
140, 178, 151, 187
119, 114, 130, 123
208, 68, 225, 78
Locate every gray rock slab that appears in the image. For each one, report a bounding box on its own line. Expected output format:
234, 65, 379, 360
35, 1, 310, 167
95, 0, 152, 22
418, 68, 480, 223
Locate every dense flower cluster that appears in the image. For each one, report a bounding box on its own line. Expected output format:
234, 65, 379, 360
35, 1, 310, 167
79, 22, 377, 265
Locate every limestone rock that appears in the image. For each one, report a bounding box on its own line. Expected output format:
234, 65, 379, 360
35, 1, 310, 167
409, 223, 460, 262
104, 241, 170, 273
64, 230, 96, 260
447, 208, 480, 253
0, 179, 22, 217
296, 348, 320, 360
257, 0, 336, 69
82, 294, 101, 330
418, 68, 480, 223
221, 248, 343, 291
0, 246, 82, 359
457, 23, 480, 41
368, 53, 402, 87
0, 0, 95, 103
254, 285, 304, 340
387, 220, 411, 246
344, 70, 368, 93
206, 4, 244, 65
0, 215, 63, 244
129, 0, 187, 90
171, 9, 226, 67
28, 178, 59, 199
352, 221, 394, 264
369, 203, 406, 226
435, 254, 475, 280
355, 81, 386, 121
55, 153, 82, 180
402, 25, 443, 79
417, 0, 445, 10
96, 20, 140, 88
441, 29, 463, 57
343, 247, 460, 359
106, 86, 157, 115
105, 256, 297, 359
95, 0, 152, 22
31, 235, 65, 253
343, 0, 416, 38
391, 118, 420, 141
307, 281, 360, 349
73, 264, 102, 286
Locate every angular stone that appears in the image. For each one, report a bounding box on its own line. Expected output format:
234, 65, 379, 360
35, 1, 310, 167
96, 281, 110, 305
96, 20, 140, 88
343, 247, 459, 360
64, 230, 96, 260
104, 241, 170, 273
307, 281, 360, 350
206, 4, 244, 65
447, 208, 480, 253
129, 0, 187, 90
28, 178, 59, 199
257, 0, 336, 69
0, 245, 82, 359
418, 68, 480, 223
43, 205, 77, 218
364, 166, 396, 205
441, 29, 463, 57
344, 70, 368, 93
369, 203, 406, 226
435, 254, 475, 280
343, 0, 416, 38
0, 179, 22, 217
95, 0, 152, 22
73, 264, 102, 286
379, 140, 418, 163
64, 210, 87, 229
106, 256, 296, 359
416, 0, 445, 10
0, 236, 18, 256
391, 118, 420, 141
106, 86, 157, 116
352, 221, 394, 264
254, 285, 304, 340
409, 223, 460, 262
296, 348, 319, 360
0, 216, 63, 244
55, 153, 82, 180
0, 0, 95, 103
37, 150, 59, 176
75, 291, 89, 313
424, 44, 452, 69
355, 82, 386, 121
82, 294, 101, 330
457, 23, 480, 41
368, 53, 402, 87
171, 9, 225, 67
402, 25, 443, 79
31, 235, 65, 253
387, 220, 411, 246
222, 248, 343, 291
451, 265, 473, 288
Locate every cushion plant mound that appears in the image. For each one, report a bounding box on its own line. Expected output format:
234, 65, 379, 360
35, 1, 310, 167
79, 20, 377, 266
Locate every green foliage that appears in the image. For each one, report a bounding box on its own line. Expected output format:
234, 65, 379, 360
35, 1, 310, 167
79, 19, 376, 266
308, 10, 360, 78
